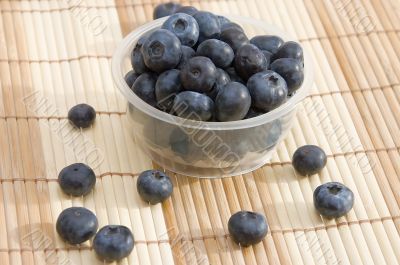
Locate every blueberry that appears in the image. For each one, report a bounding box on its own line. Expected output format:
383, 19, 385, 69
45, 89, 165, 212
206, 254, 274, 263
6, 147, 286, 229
225, 67, 245, 84
221, 22, 244, 32
155, 69, 182, 111
162, 13, 199, 47
206, 68, 230, 100
180, 56, 217, 93
132, 73, 158, 107
93, 225, 134, 262
58, 163, 96, 196
142, 29, 182, 73
292, 145, 327, 175
250, 35, 284, 54
196, 39, 234, 69
235, 44, 269, 80
56, 207, 98, 245
261, 50, 272, 65
169, 127, 203, 162
245, 108, 264, 119
193, 11, 221, 42
124, 70, 139, 88
313, 182, 354, 218
220, 28, 249, 52
137, 170, 173, 204
272, 41, 303, 63
228, 211, 268, 247
218, 15, 231, 27
153, 2, 182, 19
270, 58, 304, 95
174, 6, 198, 16
172, 91, 214, 121
131, 35, 149, 74
247, 70, 288, 112
177, 45, 195, 69
68, 103, 96, 128
215, 82, 251, 121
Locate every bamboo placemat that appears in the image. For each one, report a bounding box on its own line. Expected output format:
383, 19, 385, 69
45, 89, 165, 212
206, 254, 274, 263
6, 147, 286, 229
1, 0, 400, 264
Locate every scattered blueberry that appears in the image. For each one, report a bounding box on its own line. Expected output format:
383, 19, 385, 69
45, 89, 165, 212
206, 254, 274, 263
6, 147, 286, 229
155, 69, 182, 111
272, 41, 304, 63
175, 5, 198, 16
235, 44, 269, 80
221, 22, 244, 32
228, 211, 268, 247
162, 13, 199, 47
245, 108, 264, 119
218, 15, 231, 27
193, 11, 221, 42
292, 145, 327, 175
142, 29, 182, 73
215, 82, 251, 121
172, 91, 214, 121
93, 225, 134, 262
130, 35, 149, 74
196, 39, 234, 69
124, 70, 139, 88
68, 103, 96, 129
132, 72, 158, 107
56, 207, 98, 245
58, 163, 96, 196
247, 70, 288, 112
225, 67, 245, 84
220, 28, 249, 52
180, 56, 217, 93
206, 68, 231, 100
270, 58, 304, 95
313, 182, 354, 218
153, 2, 182, 19
250, 35, 284, 54
177, 45, 195, 69
137, 169, 173, 204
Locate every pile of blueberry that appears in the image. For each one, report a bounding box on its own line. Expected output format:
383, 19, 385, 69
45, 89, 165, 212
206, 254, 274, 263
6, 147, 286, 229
125, 2, 305, 122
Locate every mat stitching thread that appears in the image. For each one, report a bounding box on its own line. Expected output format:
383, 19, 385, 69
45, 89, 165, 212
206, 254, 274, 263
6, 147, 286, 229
0, 146, 398, 182
1, 215, 399, 252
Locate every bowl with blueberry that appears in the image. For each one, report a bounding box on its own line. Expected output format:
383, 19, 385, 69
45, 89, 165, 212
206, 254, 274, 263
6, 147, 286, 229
112, 6, 314, 177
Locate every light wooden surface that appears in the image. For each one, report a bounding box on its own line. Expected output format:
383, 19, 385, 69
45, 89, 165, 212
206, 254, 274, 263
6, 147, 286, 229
1, 0, 400, 264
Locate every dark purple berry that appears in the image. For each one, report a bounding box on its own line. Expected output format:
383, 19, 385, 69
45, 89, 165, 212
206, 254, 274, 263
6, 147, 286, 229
137, 170, 173, 204
162, 13, 199, 47
270, 58, 304, 95
314, 182, 354, 218
68, 103, 96, 128
180, 56, 217, 93
172, 91, 214, 121
228, 211, 268, 247
132, 73, 158, 107
153, 2, 182, 19
155, 69, 182, 111
215, 82, 251, 121
58, 163, 96, 196
235, 44, 269, 80
250, 35, 284, 54
292, 145, 327, 175
196, 39, 234, 69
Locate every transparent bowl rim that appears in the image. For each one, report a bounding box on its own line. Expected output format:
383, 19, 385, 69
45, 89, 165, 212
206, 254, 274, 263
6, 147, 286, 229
112, 15, 314, 130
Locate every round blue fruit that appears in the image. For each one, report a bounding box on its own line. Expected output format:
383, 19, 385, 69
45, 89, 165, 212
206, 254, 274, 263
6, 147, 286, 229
247, 70, 288, 112
153, 2, 181, 19
68, 103, 96, 129
220, 27, 249, 52
218, 16, 231, 27
162, 13, 199, 47
180, 56, 217, 93
235, 44, 269, 80
93, 225, 134, 262
228, 211, 268, 247
314, 182, 354, 218
206, 68, 231, 100
137, 170, 173, 204
177, 45, 195, 69
124, 70, 139, 88
172, 91, 214, 121
155, 69, 183, 111
250, 35, 284, 54
56, 207, 98, 245
221, 22, 244, 32
132, 73, 158, 107
225, 67, 245, 84
272, 41, 303, 63
174, 6, 198, 16
58, 163, 96, 196
130, 35, 149, 74
193, 11, 221, 42
196, 39, 234, 69
142, 29, 182, 73
215, 82, 251, 121
292, 145, 327, 175
270, 58, 304, 95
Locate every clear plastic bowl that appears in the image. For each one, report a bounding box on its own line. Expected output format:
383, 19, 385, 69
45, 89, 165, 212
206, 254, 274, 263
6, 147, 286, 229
112, 16, 314, 178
